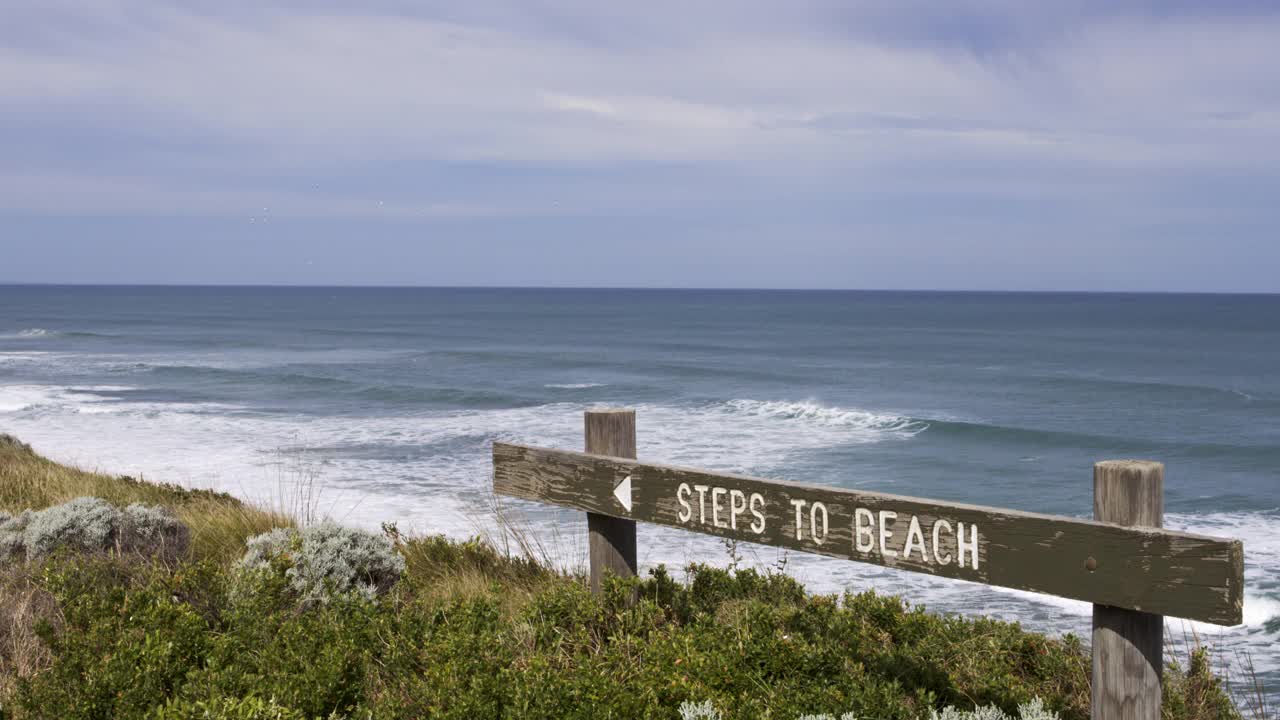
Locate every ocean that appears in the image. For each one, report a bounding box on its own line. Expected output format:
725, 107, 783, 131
2, 286, 1277, 698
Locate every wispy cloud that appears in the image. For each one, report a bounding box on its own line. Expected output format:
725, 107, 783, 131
1, 1, 1277, 289
3, 3, 1275, 168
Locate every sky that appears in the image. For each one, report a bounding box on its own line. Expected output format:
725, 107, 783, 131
1, 1, 1278, 291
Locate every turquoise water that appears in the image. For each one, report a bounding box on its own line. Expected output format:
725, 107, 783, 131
2, 286, 1277, 695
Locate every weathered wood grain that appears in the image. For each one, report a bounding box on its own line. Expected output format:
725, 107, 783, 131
1092, 460, 1164, 720
492, 442, 1244, 625
584, 409, 637, 594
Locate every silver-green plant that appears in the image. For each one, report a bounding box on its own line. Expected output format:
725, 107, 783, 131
930, 698, 1059, 720
21, 496, 117, 559
0, 510, 32, 557
0, 497, 189, 561
239, 521, 405, 606
793, 698, 1056, 720
678, 699, 722, 720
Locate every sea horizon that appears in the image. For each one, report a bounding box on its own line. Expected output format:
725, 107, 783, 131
3, 283, 1278, 296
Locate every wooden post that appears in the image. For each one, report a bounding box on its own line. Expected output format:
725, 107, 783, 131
1092, 460, 1164, 720
585, 408, 637, 594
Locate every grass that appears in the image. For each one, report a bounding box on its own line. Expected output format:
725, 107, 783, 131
0, 434, 290, 565
0, 433, 1258, 720
0, 565, 51, 706
1165, 625, 1273, 720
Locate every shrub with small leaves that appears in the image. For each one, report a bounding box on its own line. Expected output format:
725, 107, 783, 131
239, 521, 405, 606
0, 510, 32, 556
0, 496, 189, 561
22, 496, 118, 559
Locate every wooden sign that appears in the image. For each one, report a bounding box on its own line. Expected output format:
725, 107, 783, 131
495, 409, 1246, 720
493, 441, 1244, 625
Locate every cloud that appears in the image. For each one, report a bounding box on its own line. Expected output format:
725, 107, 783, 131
3, 2, 1275, 172
0, 1, 1277, 291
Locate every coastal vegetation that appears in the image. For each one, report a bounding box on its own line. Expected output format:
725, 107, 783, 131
0, 434, 1250, 719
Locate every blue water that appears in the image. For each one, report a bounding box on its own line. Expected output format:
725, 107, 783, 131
2, 286, 1277, 697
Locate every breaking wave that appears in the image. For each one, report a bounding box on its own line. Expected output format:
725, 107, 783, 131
721, 399, 927, 436
2, 328, 55, 339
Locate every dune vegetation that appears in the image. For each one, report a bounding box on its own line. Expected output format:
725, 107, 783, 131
0, 434, 1249, 720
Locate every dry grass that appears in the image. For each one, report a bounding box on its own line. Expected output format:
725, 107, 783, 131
381, 495, 570, 618
394, 528, 557, 615
259, 443, 327, 527
0, 566, 56, 704
0, 434, 292, 565
479, 494, 587, 575
1165, 623, 1273, 720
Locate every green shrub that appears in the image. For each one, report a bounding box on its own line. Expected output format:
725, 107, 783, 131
14, 555, 213, 719
1162, 647, 1243, 720
2, 539, 1245, 720
239, 522, 405, 607
177, 569, 381, 718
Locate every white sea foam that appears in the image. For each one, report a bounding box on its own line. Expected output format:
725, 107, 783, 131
1170, 513, 1280, 596
1241, 594, 1280, 627
0, 394, 929, 513
722, 399, 926, 435
1162, 511, 1280, 650
0, 385, 124, 413
544, 383, 607, 389
0, 351, 52, 363
0, 384, 246, 417
73, 400, 245, 416
1168, 511, 1280, 564
0, 328, 56, 340
0, 387, 48, 413
980, 585, 1279, 630
136, 348, 418, 371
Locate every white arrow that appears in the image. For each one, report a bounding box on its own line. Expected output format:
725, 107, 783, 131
613, 474, 632, 513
